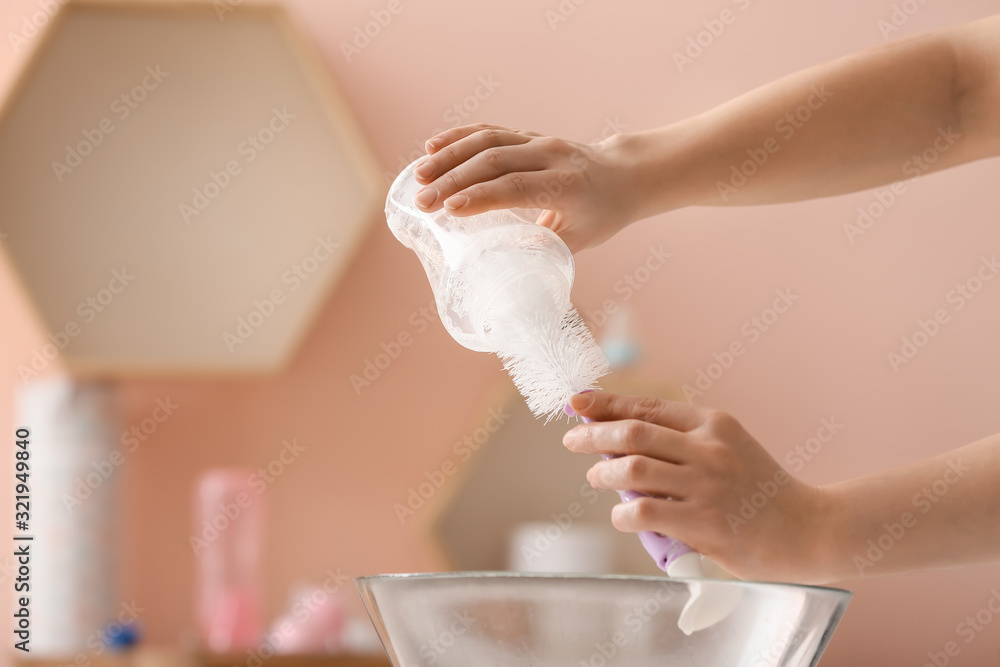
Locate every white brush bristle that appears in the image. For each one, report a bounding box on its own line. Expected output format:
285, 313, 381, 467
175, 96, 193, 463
494, 306, 610, 422
387, 194, 610, 419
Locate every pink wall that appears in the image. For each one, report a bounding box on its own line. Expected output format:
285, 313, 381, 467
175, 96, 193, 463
2, 0, 999, 664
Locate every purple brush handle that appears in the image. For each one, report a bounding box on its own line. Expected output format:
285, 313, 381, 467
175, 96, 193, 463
581, 415, 693, 571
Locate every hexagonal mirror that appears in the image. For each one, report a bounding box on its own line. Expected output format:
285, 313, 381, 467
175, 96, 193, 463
0, 1, 381, 374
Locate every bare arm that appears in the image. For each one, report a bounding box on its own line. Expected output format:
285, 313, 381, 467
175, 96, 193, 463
821, 431, 1000, 580
565, 392, 1000, 584
414, 18, 1000, 581
416, 15, 1000, 251
622, 14, 1000, 216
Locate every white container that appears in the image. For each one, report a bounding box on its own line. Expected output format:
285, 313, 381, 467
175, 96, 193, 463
507, 521, 615, 574
16, 375, 121, 656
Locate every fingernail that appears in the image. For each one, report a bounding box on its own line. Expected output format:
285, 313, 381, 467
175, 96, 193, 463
425, 138, 441, 152
569, 391, 595, 412
444, 194, 468, 210
414, 187, 437, 209
563, 429, 580, 449
415, 161, 434, 180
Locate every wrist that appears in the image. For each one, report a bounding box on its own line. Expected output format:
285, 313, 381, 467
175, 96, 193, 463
593, 131, 672, 228
806, 482, 857, 583
597, 123, 707, 223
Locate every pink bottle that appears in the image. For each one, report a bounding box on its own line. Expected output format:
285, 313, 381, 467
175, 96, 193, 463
193, 469, 264, 653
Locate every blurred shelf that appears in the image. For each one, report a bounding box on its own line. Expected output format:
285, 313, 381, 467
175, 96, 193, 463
200, 654, 389, 667
15, 653, 390, 667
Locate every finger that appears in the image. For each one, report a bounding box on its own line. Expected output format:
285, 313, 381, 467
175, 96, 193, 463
415, 143, 544, 211
424, 123, 509, 154
429, 170, 576, 217
587, 455, 691, 499
564, 419, 690, 462
417, 127, 532, 184
568, 391, 708, 432
535, 209, 582, 252
610, 496, 700, 543
531, 211, 592, 255
424, 124, 539, 156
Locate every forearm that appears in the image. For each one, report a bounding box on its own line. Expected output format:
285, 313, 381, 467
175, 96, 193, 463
819, 431, 1000, 581
615, 16, 1000, 218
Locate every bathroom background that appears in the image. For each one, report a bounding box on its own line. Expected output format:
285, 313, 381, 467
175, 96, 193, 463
0, 0, 998, 665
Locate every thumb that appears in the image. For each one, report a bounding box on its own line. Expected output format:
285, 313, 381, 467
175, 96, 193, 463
568, 391, 706, 432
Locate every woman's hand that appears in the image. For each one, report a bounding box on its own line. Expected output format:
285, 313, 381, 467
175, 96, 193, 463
412, 123, 638, 253
564, 391, 838, 584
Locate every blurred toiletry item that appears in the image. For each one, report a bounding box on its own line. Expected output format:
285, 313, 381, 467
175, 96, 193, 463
17, 375, 121, 655
193, 469, 264, 652
507, 521, 615, 573
598, 306, 641, 368
268, 585, 346, 653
